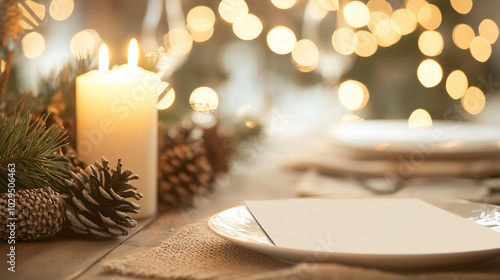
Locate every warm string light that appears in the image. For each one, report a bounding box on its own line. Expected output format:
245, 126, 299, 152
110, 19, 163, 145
70, 29, 101, 60
157, 82, 176, 110
209, 0, 495, 118
22, 32, 45, 59
417, 59, 442, 88
218, 0, 248, 23
18, 0, 45, 30
408, 109, 432, 128
267, 26, 297, 55
291, 39, 319, 72
57, 0, 496, 118
187, 6, 216, 42
271, 0, 296, 10
462, 87, 486, 115
338, 80, 369, 111
418, 30, 443, 56
49, 0, 75, 21
233, 14, 263, 41
446, 70, 468, 100
189, 87, 219, 113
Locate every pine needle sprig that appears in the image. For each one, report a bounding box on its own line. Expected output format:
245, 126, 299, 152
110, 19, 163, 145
0, 90, 39, 117
37, 57, 93, 107
0, 112, 69, 193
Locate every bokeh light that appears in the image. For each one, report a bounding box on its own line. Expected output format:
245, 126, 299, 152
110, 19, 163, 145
0, 60, 5, 73
292, 39, 319, 72
368, 11, 391, 35
470, 36, 492, 62
479, 19, 499, 44
232, 14, 263, 41
70, 29, 101, 59
406, 0, 427, 20
367, 0, 392, 16
418, 30, 443, 56
354, 30, 377, 57
418, 4, 441, 30
450, 0, 473, 15
189, 87, 219, 113
408, 109, 432, 128
49, 0, 74, 21
22, 32, 45, 59
392, 9, 417, 35
344, 1, 370, 28
338, 80, 369, 111
452, 24, 475, 50
18, 0, 45, 30
462, 86, 485, 115
267, 26, 297, 55
187, 6, 216, 33
332, 27, 357, 55
164, 28, 193, 56
375, 25, 401, 47
271, 0, 296, 9
417, 59, 442, 88
446, 70, 468, 100
219, 0, 248, 23
157, 86, 176, 110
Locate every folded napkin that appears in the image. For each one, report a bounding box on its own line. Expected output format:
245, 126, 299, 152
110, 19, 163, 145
284, 137, 500, 202
104, 221, 500, 280
286, 145, 500, 179
293, 169, 500, 203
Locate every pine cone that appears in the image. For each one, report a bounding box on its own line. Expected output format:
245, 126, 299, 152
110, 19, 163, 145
63, 157, 143, 238
0, 188, 66, 241
158, 124, 212, 206
0, 0, 22, 47
203, 123, 232, 177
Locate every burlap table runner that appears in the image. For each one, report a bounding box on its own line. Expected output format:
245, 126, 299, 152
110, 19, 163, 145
103, 221, 500, 280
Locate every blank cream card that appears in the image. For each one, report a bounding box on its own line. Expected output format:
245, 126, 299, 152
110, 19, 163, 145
245, 198, 500, 254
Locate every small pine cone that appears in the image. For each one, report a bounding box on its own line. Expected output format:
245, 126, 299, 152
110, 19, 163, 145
0, 188, 66, 241
203, 123, 232, 177
0, 0, 23, 47
158, 139, 212, 207
63, 157, 143, 238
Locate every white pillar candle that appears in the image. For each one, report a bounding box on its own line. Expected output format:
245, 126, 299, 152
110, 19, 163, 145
76, 40, 157, 218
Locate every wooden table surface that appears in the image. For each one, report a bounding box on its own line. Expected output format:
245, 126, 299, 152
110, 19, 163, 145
0, 143, 300, 280
5, 139, 500, 280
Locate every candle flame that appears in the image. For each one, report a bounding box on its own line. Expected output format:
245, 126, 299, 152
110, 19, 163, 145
99, 43, 109, 72
128, 39, 138, 67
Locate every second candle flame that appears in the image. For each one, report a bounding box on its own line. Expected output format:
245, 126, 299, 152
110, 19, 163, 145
128, 39, 138, 67
99, 43, 109, 72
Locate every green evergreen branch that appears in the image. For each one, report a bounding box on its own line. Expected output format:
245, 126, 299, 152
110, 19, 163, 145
0, 112, 69, 194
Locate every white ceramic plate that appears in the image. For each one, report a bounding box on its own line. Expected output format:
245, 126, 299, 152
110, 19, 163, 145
208, 199, 500, 269
331, 120, 500, 159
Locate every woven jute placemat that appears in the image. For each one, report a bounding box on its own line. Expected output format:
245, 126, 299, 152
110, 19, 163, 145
103, 221, 500, 280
